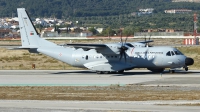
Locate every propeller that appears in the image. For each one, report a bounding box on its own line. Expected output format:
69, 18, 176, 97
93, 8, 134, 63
118, 30, 128, 62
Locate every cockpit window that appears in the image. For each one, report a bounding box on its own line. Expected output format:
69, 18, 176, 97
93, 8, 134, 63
166, 51, 171, 56
167, 50, 183, 56
171, 51, 175, 56
174, 50, 183, 55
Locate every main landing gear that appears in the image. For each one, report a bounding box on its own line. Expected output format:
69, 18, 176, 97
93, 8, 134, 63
169, 70, 175, 73
96, 70, 124, 74
96, 71, 110, 74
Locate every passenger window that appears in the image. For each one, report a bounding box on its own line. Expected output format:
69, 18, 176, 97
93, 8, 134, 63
148, 55, 151, 59
166, 51, 171, 56
86, 55, 88, 60
171, 51, 175, 56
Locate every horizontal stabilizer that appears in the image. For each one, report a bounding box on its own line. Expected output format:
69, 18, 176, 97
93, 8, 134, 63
138, 40, 154, 43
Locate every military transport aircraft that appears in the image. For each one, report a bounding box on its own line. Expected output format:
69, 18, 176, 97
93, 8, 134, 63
16, 8, 194, 74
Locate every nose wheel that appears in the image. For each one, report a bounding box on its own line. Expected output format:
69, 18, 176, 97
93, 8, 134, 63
185, 67, 188, 71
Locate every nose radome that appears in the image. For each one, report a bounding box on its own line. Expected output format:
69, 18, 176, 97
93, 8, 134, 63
185, 57, 194, 66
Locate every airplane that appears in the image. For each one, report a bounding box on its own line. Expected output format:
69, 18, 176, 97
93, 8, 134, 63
16, 8, 194, 74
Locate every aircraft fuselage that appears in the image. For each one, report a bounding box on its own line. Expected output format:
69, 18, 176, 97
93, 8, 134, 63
37, 46, 188, 72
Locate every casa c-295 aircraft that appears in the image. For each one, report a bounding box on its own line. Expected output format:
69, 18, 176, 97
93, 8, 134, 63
16, 8, 194, 74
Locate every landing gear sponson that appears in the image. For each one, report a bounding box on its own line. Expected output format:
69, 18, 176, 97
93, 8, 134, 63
169, 67, 189, 73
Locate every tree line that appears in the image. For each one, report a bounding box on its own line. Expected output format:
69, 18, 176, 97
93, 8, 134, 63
0, 0, 200, 32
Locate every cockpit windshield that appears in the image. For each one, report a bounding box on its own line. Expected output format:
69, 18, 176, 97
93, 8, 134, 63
166, 50, 183, 56
174, 50, 183, 55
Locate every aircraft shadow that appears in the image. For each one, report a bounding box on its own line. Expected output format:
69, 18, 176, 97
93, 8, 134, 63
114, 70, 200, 76
51, 70, 200, 76
52, 70, 94, 75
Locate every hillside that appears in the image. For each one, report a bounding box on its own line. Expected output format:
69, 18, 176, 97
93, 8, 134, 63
0, 0, 200, 18
0, 0, 200, 31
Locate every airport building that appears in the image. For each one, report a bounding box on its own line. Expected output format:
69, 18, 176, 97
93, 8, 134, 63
164, 9, 192, 14
172, 0, 200, 3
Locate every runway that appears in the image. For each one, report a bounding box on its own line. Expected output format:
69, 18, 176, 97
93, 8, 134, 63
0, 100, 200, 112
0, 70, 200, 86
1, 70, 200, 112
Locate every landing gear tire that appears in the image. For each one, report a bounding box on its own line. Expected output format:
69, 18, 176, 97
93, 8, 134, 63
169, 70, 175, 73
96, 71, 102, 74
118, 70, 124, 74
185, 67, 188, 71
96, 71, 110, 74
103, 71, 110, 74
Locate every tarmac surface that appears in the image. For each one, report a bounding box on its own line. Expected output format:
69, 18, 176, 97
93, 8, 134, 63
1, 70, 200, 111
0, 70, 200, 86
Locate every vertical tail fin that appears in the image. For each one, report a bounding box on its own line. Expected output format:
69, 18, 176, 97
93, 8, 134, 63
17, 8, 56, 48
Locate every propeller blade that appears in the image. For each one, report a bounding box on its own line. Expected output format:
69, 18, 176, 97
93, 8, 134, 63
123, 52, 126, 62
119, 50, 123, 61
120, 30, 123, 46
144, 35, 147, 47
125, 36, 128, 43
118, 29, 128, 62
148, 35, 152, 47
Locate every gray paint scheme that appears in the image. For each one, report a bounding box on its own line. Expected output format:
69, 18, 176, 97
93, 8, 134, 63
17, 8, 193, 73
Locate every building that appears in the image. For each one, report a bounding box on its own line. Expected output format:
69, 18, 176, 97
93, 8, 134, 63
0, 29, 12, 37
164, 9, 192, 14
172, 0, 200, 3
138, 8, 154, 15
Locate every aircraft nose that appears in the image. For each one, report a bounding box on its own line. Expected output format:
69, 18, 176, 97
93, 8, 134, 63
185, 57, 194, 66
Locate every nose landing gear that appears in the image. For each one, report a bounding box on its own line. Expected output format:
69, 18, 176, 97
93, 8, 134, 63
185, 67, 188, 71
169, 67, 189, 73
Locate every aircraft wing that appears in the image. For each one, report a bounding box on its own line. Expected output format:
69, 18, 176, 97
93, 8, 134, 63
65, 44, 107, 50
64, 43, 119, 54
